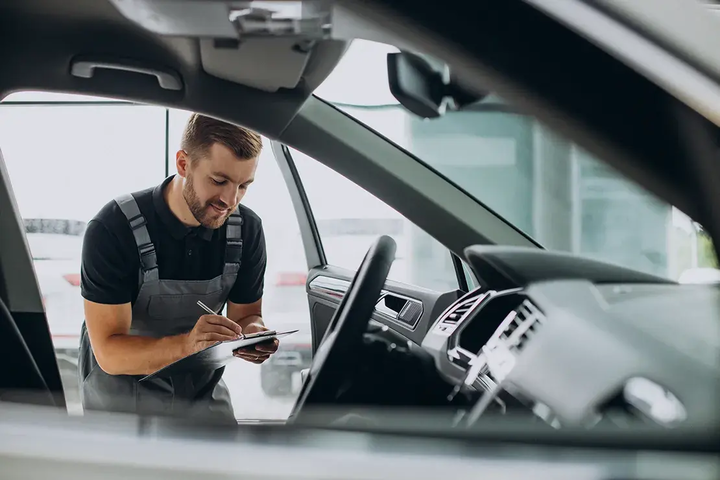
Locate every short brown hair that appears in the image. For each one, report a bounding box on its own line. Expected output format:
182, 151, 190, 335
181, 113, 262, 162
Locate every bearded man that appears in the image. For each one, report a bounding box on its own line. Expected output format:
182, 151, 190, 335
78, 113, 277, 422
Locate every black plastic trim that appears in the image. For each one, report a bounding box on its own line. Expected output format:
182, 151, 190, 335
465, 245, 674, 290
452, 253, 470, 292
280, 144, 327, 266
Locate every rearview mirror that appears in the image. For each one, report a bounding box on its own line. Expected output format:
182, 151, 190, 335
387, 51, 487, 118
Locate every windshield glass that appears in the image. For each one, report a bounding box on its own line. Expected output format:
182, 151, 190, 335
315, 40, 717, 282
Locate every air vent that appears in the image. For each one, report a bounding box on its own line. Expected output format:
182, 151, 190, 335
444, 298, 475, 325
498, 300, 545, 352
433, 290, 488, 336
482, 299, 544, 382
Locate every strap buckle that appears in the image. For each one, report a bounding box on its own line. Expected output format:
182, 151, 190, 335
224, 239, 243, 265
128, 214, 147, 231
227, 215, 243, 226
138, 242, 158, 271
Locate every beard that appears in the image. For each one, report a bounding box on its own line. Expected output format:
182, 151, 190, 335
183, 173, 234, 229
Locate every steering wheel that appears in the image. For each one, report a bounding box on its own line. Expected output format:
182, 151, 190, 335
288, 235, 397, 423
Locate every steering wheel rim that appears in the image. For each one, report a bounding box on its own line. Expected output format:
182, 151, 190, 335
288, 235, 397, 423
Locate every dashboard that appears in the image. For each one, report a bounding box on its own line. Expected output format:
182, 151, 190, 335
416, 246, 720, 430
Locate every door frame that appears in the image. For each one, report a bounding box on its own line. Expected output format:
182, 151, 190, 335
269, 137, 479, 292
270, 141, 325, 271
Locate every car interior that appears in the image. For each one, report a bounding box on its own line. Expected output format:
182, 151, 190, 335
1, 0, 720, 456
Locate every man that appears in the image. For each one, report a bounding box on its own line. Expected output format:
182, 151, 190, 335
78, 113, 278, 422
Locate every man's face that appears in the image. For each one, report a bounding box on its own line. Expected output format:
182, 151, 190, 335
180, 143, 258, 229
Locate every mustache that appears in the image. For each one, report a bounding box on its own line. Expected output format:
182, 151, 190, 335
208, 200, 231, 210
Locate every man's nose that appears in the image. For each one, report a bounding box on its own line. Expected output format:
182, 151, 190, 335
220, 185, 239, 207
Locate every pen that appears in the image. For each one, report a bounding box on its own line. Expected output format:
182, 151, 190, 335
196, 300, 244, 339
196, 300, 217, 315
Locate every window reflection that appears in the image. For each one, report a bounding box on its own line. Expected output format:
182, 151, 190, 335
314, 39, 719, 281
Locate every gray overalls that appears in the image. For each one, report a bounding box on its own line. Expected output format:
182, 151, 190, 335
79, 193, 244, 423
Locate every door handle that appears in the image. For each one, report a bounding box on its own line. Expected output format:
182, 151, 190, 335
70, 56, 184, 91
375, 294, 409, 319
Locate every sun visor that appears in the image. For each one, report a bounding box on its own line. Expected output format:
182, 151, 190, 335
108, 0, 354, 92
199, 37, 310, 91
108, 0, 427, 48
200, 37, 349, 92
106, 0, 437, 92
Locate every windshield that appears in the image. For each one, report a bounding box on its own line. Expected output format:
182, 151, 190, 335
315, 40, 717, 282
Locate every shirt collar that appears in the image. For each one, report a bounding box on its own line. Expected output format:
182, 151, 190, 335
152, 175, 214, 242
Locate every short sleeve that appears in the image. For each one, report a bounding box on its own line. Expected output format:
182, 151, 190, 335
80, 219, 137, 305
228, 216, 267, 304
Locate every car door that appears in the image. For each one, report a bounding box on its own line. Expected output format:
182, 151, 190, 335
271, 141, 474, 352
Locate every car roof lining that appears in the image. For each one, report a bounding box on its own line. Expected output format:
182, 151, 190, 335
592, 0, 720, 84
0, 0, 347, 138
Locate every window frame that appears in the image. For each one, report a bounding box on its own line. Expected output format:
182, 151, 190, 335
272, 141, 469, 292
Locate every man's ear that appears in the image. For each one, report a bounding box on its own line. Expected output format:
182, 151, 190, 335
176, 150, 190, 177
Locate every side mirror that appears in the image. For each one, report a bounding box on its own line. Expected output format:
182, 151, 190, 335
387, 51, 487, 119
300, 368, 310, 384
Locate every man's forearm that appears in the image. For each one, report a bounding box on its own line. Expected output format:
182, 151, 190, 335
96, 333, 190, 376
236, 314, 264, 331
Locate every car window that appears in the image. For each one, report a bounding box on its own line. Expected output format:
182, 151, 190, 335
315, 39, 718, 282
0, 95, 309, 420
288, 147, 462, 292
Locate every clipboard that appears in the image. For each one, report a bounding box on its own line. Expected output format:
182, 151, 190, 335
139, 329, 298, 382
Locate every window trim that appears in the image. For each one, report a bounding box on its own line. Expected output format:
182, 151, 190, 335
164, 108, 170, 178
280, 143, 462, 292
451, 253, 470, 292
270, 141, 326, 269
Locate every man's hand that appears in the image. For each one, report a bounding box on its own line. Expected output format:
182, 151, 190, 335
232, 322, 279, 364
84, 301, 243, 376
185, 314, 243, 354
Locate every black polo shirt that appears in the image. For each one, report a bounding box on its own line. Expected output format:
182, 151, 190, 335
80, 175, 266, 306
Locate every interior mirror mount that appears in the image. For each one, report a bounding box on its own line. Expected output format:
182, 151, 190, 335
387, 51, 488, 119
